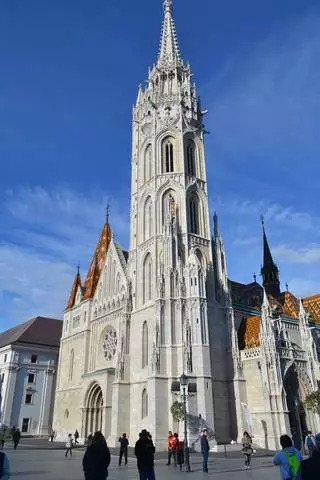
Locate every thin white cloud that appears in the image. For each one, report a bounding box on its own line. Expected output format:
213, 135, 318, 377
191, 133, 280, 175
0, 186, 128, 327
273, 244, 320, 264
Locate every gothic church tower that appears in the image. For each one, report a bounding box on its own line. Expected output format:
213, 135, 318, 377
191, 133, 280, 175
128, 0, 217, 445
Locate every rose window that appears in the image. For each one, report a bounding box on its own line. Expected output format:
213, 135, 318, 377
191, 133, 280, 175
103, 326, 117, 361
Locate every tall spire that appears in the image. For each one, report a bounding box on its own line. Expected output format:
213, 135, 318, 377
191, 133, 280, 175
158, 0, 182, 66
260, 217, 280, 298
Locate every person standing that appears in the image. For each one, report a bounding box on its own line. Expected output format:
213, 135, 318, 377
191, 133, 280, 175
74, 430, 80, 445
177, 440, 184, 471
242, 431, 253, 469
273, 435, 302, 480
83, 431, 110, 480
172, 433, 179, 467
301, 433, 320, 480
118, 433, 129, 466
65, 433, 73, 457
13, 429, 21, 450
0, 451, 10, 480
135, 429, 156, 480
166, 431, 174, 466
0, 431, 5, 450
304, 431, 316, 457
200, 429, 210, 473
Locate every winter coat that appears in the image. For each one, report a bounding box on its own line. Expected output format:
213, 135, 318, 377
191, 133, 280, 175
242, 436, 253, 455
135, 436, 155, 470
83, 443, 111, 480
119, 437, 129, 451
301, 450, 320, 480
200, 435, 209, 454
273, 447, 303, 480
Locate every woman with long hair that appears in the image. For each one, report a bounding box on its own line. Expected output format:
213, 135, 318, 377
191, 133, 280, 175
242, 431, 253, 470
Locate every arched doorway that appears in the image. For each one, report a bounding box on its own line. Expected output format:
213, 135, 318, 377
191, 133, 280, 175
283, 365, 307, 450
84, 383, 103, 438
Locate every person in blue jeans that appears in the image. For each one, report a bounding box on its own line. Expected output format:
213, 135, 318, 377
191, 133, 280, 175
200, 429, 210, 473
0, 451, 10, 480
273, 434, 303, 480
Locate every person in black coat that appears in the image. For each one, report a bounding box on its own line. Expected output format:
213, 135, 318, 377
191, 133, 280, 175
118, 433, 129, 466
134, 430, 156, 480
301, 433, 320, 480
83, 431, 111, 480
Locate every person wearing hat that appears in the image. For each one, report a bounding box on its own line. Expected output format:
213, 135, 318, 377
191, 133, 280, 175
134, 430, 156, 480
301, 433, 320, 480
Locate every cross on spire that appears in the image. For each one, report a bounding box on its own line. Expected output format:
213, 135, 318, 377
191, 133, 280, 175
105, 203, 110, 224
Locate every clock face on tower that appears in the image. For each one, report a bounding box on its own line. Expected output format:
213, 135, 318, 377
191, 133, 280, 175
157, 104, 180, 126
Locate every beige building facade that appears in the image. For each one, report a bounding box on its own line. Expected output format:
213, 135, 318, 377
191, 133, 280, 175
53, 0, 320, 451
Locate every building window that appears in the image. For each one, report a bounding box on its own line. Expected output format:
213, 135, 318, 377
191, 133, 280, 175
160, 306, 165, 345
69, 349, 74, 381
187, 141, 195, 176
3, 354, 7, 363
200, 305, 207, 344
143, 254, 152, 304
144, 144, 152, 182
25, 393, 33, 404
190, 195, 199, 234
144, 197, 153, 240
22, 418, 30, 433
28, 373, 35, 384
142, 388, 148, 418
31, 354, 38, 364
163, 138, 174, 173
142, 321, 148, 368
72, 315, 80, 328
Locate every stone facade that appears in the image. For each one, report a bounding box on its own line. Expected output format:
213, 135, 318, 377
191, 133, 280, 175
53, 0, 320, 451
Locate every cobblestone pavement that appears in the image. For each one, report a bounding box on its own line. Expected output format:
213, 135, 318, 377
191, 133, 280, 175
5, 446, 281, 480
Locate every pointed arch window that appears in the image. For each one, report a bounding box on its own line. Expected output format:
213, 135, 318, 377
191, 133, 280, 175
144, 197, 153, 240
187, 141, 195, 176
162, 137, 174, 173
144, 144, 152, 182
143, 254, 152, 303
160, 306, 165, 345
142, 321, 148, 368
200, 305, 207, 344
69, 349, 74, 381
142, 388, 148, 418
190, 195, 199, 234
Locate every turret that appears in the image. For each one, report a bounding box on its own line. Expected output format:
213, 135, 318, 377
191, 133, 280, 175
260, 217, 280, 298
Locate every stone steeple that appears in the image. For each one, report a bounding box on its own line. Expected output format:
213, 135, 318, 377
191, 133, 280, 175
260, 218, 280, 298
158, 0, 181, 66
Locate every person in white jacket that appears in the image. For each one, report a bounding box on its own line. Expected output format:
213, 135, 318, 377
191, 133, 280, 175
65, 434, 73, 458
0, 451, 10, 480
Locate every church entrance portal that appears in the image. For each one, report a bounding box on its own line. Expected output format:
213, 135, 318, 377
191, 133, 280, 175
283, 365, 307, 450
84, 383, 103, 438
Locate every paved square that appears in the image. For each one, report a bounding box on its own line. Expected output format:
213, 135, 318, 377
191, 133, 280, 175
5, 445, 281, 480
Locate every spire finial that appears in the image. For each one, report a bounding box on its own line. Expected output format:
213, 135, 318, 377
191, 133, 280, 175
253, 273, 257, 282
286, 282, 289, 292
158, 0, 181, 65
261, 214, 265, 228
77, 263, 80, 275
213, 211, 219, 237
164, 0, 173, 14
105, 203, 110, 224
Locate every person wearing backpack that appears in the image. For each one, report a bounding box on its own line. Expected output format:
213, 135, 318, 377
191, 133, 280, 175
304, 431, 316, 457
301, 433, 320, 480
0, 451, 10, 480
273, 435, 303, 480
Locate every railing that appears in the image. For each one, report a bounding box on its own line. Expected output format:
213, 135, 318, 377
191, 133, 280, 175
240, 347, 260, 360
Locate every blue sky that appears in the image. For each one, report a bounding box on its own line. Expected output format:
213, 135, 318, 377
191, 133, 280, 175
0, 0, 319, 328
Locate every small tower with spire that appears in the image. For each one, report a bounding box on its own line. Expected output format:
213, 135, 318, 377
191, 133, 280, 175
260, 217, 280, 298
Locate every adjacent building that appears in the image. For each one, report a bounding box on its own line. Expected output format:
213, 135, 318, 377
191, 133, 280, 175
0, 316, 62, 435
53, 0, 320, 451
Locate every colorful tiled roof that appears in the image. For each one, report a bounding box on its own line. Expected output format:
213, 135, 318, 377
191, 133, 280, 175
303, 294, 320, 323
66, 271, 82, 310
238, 315, 261, 350
279, 291, 299, 319
83, 223, 112, 300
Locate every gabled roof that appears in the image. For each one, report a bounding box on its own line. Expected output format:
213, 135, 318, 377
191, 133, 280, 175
0, 317, 63, 349
303, 294, 320, 323
238, 315, 260, 350
279, 291, 299, 319
82, 222, 112, 301
66, 270, 82, 310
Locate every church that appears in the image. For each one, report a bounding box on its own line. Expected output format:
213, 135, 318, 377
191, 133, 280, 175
53, 0, 320, 450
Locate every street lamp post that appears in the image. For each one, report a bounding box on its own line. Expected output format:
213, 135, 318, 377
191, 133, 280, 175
180, 373, 191, 472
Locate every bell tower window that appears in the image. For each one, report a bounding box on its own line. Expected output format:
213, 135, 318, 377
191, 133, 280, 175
187, 141, 195, 176
190, 196, 199, 234
162, 137, 174, 173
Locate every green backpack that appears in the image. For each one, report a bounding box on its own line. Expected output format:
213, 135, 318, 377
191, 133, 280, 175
283, 449, 300, 479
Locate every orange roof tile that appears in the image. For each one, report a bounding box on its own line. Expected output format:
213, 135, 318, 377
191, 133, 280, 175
83, 223, 112, 300
238, 315, 261, 350
66, 271, 82, 310
279, 291, 299, 319
303, 294, 320, 323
